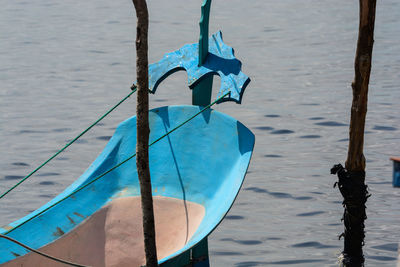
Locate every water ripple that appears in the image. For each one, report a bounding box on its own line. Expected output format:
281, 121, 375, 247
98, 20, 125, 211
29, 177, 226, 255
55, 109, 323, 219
264, 114, 280, 118
4, 175, 24, 180
367, 255, 397, 262
296, 211, 325, 217
225, 215, 245, 220
96, 136, 111, 141
264, 154, 282, 158
254, 126, 274, 131
11, 162, 29, 167
37, 172, 60, 177
211, 251, 244, 256
245, 187, 313, 201
299, 135, 321, 139
291, 241, 338, 249
309, 117, 324, 120
270, 129, 294, 134
39, 181, 56, 186
53, 128, 72, 133
221, 238, 262, 245
235, 259, 325, 266
315, 121, 347, 127
373, 125, 397, 131
371, 243, 398, 252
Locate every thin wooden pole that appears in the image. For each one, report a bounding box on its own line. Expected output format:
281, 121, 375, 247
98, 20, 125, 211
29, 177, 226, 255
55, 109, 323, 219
131, 0, 158, 266
346, 0, 376, 172
332, 1, 376, 266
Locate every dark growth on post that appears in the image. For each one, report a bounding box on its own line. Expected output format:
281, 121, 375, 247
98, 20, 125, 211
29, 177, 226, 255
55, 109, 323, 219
131, 0, 158, 266
331, 0, 376, 266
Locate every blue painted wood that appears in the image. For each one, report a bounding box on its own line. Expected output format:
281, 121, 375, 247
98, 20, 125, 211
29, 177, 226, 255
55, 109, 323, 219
148, 31, 250, 104
0, 105, 255, 265
391, 158, 400, 187
192, 237, 210, 267
159, 250, 191, 267
192, 75, 213, 106
198, 0, 212, 66
193, 0, 214, 106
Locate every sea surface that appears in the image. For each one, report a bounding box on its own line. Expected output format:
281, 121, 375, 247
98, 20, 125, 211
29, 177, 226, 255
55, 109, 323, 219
1, 0, 400, 266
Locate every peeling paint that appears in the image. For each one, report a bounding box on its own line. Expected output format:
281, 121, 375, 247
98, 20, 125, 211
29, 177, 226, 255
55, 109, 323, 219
73, 212, 85, 219
53, 227, 65, 237
67, 216, 75, 225
11, 252, 20, 257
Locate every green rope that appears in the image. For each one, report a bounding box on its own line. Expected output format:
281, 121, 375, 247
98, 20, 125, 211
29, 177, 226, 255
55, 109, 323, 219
0, 87, 137, 200
0, 234, 90, 267
4, 92, 228, 235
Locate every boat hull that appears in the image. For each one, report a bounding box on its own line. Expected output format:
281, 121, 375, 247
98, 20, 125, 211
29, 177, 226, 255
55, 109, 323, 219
0, 105, 255, 266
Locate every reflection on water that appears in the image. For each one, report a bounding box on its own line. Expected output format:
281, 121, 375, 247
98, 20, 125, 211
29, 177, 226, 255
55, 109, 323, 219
1, 0, 400, 266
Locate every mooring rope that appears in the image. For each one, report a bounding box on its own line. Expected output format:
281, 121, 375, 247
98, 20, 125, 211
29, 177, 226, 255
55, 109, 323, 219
3, 92, 229, 235
0, 234, 90, 267
0, 86, 137, 200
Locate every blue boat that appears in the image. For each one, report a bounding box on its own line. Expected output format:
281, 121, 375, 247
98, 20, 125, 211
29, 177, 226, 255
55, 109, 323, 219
0, 1, 254, 266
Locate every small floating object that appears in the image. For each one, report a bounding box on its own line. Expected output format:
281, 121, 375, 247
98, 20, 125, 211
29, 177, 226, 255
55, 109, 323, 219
0, 0, 254, 266
390, 157, 400, 187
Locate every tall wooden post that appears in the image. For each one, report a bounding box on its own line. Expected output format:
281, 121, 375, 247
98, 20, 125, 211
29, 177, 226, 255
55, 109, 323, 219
132, 0, 158, 266
331, 1, 376, 266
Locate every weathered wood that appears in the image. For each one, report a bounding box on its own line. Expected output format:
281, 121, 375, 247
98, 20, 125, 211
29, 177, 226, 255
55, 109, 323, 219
340, 0, 376, 266
131, 0, 158, 266
345, 0, 376, 172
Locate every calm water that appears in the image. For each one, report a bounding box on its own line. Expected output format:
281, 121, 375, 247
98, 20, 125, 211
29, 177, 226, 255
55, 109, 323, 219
1, 0, 400, 266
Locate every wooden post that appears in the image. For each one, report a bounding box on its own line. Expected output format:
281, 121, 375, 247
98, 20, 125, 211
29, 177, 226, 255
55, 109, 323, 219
346, 0, 376, 172
332, 1, 376, 266
131, 0, 158, 266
